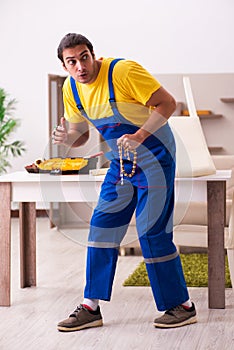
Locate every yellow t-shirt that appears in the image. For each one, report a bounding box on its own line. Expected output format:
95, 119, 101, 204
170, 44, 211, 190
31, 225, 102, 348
62, 58, 161, 127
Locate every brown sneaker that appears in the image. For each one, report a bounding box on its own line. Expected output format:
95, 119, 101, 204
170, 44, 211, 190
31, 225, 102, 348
154, 302, 197, 328
57, 304, 103, 332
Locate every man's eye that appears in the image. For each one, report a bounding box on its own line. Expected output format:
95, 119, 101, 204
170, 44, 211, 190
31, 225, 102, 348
82, 55, 88, 61
68, 60, 76, 65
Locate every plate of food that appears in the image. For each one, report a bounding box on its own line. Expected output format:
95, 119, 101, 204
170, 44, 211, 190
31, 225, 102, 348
25, 152, 103, 175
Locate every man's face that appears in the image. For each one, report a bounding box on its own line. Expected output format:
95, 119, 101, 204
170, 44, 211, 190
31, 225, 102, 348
62, 45, 98, 84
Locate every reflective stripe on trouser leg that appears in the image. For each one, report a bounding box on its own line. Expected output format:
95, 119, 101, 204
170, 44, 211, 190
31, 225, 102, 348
84, 171, 137, 301
143, 248, 189, 311
136, 151, 189, 311
136, 165, 189, 311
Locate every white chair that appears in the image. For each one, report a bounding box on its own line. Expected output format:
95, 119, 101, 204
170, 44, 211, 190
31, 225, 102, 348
168, 76, 216, 178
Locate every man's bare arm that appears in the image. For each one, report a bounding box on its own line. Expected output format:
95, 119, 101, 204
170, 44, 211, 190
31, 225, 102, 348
118, 86, 176, 149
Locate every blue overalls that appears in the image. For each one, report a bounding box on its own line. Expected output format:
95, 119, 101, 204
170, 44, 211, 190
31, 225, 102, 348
70, 59, 189, 311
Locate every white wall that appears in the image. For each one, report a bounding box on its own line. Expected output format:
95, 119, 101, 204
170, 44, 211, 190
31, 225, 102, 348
0, 0, 234, 172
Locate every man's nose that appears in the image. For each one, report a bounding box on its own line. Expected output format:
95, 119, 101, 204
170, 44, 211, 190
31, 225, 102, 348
76, 61, 83, 71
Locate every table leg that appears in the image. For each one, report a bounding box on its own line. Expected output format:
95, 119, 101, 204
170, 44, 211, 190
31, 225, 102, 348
0, 182, 11, 306
207, 181, 226, 309
19, 202, 36, 288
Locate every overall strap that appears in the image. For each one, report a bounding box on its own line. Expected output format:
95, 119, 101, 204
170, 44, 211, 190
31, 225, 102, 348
70, 58, 124, 118
108, 58, 124, 104
70, 76, 89, 118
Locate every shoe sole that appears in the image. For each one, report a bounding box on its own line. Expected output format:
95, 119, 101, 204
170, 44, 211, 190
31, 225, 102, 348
154, 315, 197, 329
57, 319, 103, 332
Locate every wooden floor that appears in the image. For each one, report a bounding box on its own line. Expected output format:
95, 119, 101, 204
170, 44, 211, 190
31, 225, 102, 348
1, 218, 234, 350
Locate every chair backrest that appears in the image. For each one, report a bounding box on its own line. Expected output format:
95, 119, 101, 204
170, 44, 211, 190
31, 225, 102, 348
183, 76, 199, 118
168, 77, 216, 177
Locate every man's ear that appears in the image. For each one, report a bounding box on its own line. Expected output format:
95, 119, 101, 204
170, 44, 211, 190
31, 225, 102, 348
62, 62, 68, 72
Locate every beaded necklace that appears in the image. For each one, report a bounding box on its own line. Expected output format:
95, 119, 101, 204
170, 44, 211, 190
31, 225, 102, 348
118, 143, 137, 185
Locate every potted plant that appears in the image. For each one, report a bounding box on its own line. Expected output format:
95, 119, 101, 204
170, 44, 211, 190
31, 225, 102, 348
0, 88, 25, 174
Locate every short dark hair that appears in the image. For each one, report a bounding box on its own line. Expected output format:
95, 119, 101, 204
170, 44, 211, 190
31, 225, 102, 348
57, 33, 94, 63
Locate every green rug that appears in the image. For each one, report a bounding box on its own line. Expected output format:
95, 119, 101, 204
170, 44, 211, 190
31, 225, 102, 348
123, 254, 232, 288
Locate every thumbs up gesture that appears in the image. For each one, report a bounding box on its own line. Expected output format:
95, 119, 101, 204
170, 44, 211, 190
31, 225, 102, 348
52, 117, 68, 144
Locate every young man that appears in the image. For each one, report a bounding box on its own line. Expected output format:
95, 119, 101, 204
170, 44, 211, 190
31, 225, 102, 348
53, 33, 197, 331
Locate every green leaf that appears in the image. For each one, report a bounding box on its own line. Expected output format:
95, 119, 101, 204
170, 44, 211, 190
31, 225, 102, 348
0, 119, 17, 138
0, 87, 25, 175
0, 89, 6, 122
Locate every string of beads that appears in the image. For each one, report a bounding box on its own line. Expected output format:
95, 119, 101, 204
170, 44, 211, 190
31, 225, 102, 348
118, 143, 137, 185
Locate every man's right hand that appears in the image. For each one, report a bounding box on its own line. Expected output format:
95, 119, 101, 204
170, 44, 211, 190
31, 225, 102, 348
52, 117, 68, 144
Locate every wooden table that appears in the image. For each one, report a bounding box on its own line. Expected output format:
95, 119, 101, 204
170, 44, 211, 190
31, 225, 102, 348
0, 170, 231, 308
